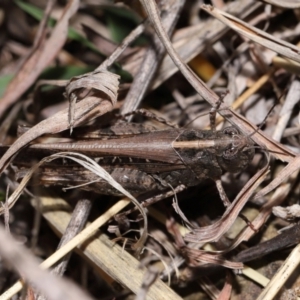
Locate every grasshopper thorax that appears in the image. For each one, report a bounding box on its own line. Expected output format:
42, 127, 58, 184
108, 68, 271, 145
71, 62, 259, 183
215, 127, 255, 174
172, 126, 255, 179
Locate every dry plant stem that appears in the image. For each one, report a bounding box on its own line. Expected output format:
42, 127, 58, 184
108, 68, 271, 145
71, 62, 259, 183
32, 0, 56, 47
139, 0, 219, 105
257, 243, 300, 300
242, 266, 269, 287
248, 43, 281, 98
272, 78, 300, 142
0, 224, 94, 300
0, 0, 79, 117
3, 187, 10, 233
53, 197, 93, 276
206, 42, 249, 88
254, 156, 300, 202
42, 197, 181, 300
34, 21, 141, 130
215, 179, 230, 207
121, 0, 185, 115
115, 184, 186, 220
272, 56, 300, 75
198, 277, 221, 300
152, 206, 243, 273
184, 163, 268, 243
261, 0, 300, 8
35, 198, 93, 300
61, 21, 146, 128
230, 70, 274, 111
31, 196, 43, 250
0, 102, 22, 143
151, 0, 262, 90
0, 97, 115, 174
139, 0, 295, 164
201, 5, 300, 63
136, 265, 159, 300
1, 197, 183, 300
235, 223, 300, 263
0, 199, 130, 300
212, 70, 274, 128
228, 177, 296, 250
98, 22, 146, 71
217, 272, 232, 300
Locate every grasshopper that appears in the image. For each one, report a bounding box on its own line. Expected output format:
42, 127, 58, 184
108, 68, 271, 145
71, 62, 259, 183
11, 112, 255, 198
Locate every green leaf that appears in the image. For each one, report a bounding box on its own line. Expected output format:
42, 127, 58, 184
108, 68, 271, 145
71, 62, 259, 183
13, 0, 133, 81
0, 74, 13, 97
0, 192, 5, 202
14, 0, 100, 53
104, 7, 147, 45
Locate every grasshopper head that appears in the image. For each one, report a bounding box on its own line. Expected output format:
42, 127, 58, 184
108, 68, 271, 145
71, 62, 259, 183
216, 127, 255, 174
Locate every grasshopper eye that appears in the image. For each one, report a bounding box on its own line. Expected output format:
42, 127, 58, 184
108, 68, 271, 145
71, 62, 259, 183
223, 127, 239, 136
223, 147, 238, 159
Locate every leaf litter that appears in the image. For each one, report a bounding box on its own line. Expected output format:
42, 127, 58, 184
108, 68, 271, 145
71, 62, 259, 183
1, 1, 300, 299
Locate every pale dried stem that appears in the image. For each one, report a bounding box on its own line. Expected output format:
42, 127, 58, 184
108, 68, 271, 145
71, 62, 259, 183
0, 0, 79, 116
0, 224, 94, 300
121, 0, 185, 115
99, 22, 146, 71
257, 243, 300, 300
35, 197, 93, 300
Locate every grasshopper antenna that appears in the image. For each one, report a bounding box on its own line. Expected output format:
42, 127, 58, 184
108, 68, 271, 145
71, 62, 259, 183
248, 103, 277, 138
183, 91, 229, 129
245, 98, 290, 157
248, 88, 286, 139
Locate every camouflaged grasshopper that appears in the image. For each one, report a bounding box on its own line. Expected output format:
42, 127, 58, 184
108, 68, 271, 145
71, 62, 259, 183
12, 109, 255, 198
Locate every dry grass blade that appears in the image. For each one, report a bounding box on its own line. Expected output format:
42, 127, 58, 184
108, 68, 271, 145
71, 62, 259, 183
257, 243, 300, 300
120, 0, 185, 115
66, 71, 119, 102
216, 273, 232, 300
1, 195, 182, 300
254, 156, 300, 201
201, 5, 300, 63
272, 79, 300, 142
0, 71, 119, 174
51, 197, 93, 280
48, 152, 148, 253
151, 0, 262, 90
0, 102, 22, 143
3, 1, 300, 298
0, 224, 94, 300
182, 248, 243, 269
140, 0, 218, 103
229, 181, 294, 250
0, 199, 130, 300
2, 196, 184, 300
66, 70, 120, 130
98, 22, 146, 71
184, 165, 268, 244
0, 151, 148, 253
242, 266, 270, 288
140, 0, 295, 164
0, 0, 80, 116
261, 0, 300, 8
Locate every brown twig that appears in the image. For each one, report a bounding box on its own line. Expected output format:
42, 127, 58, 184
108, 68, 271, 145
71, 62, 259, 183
0, 223, 94, 300
121, 0, 185, 115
